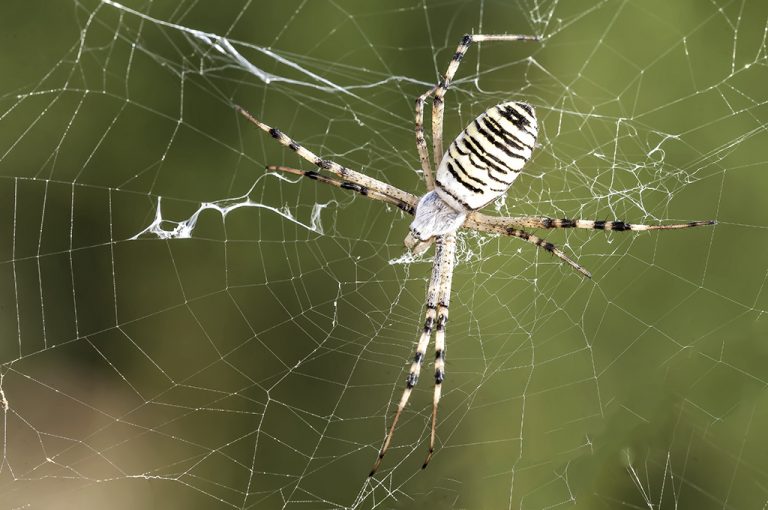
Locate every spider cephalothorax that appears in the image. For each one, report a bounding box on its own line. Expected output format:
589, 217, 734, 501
235, 33, 714, 476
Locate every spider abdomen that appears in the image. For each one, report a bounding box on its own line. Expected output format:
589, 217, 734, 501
434, 101, 537, 211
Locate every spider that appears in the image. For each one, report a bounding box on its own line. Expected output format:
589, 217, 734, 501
235, 33, 715, 476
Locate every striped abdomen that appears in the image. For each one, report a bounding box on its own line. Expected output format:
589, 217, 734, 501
434, 101, 537, 211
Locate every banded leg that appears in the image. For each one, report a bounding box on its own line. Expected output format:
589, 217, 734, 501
431, 34, 539, 168
415, 85, 438, 190
467, 212, 716, 232
369, 240, 445, 477
236, 106, 414, 206
423, 232, 456, 469
469, 221, 592, 278
267, 166, 418, 215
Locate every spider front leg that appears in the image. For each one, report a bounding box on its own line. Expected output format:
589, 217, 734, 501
369, 237, 447, 477
423, 232, 456, 469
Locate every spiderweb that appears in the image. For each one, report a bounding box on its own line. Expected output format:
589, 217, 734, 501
1, 0, 766, 508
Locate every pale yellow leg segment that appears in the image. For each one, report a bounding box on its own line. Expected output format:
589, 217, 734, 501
464, 213, 716, 278
415, 85, 439, 190
369, 307, 435, 476
369, 240, 446, 476
466, 212, 715, 232
423, 233, 456, 469
267, 166, 417, 214
423, 313, 445, 469
431, 34, 539, 170
236, 106, 415, 206
467, 221, 592, 278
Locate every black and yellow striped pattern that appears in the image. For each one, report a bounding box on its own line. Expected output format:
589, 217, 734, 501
234, 31, 717, 477
434, 101, 537, 211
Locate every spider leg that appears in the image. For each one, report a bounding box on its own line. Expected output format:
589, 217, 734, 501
431, 34, 539, 169
467, 212, 716, 231
423, 232, 456, 469
267, 166, 417, 214
236, 105, 414, 206
369, 240, 445, 477
415, 85, 439, 190
467, 219, 592, 278
506, 228, 592, 278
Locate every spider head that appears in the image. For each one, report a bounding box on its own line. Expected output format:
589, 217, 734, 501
405, 191, 467, 255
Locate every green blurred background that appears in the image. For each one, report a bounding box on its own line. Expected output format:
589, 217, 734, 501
1, 0, 767, 508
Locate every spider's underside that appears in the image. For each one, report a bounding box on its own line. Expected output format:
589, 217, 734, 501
236, 33, 715, 477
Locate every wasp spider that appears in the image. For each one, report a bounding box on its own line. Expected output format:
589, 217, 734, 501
236, 33, 715, 476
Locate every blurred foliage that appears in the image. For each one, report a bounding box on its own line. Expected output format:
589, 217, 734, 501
0, 0, 767, 508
